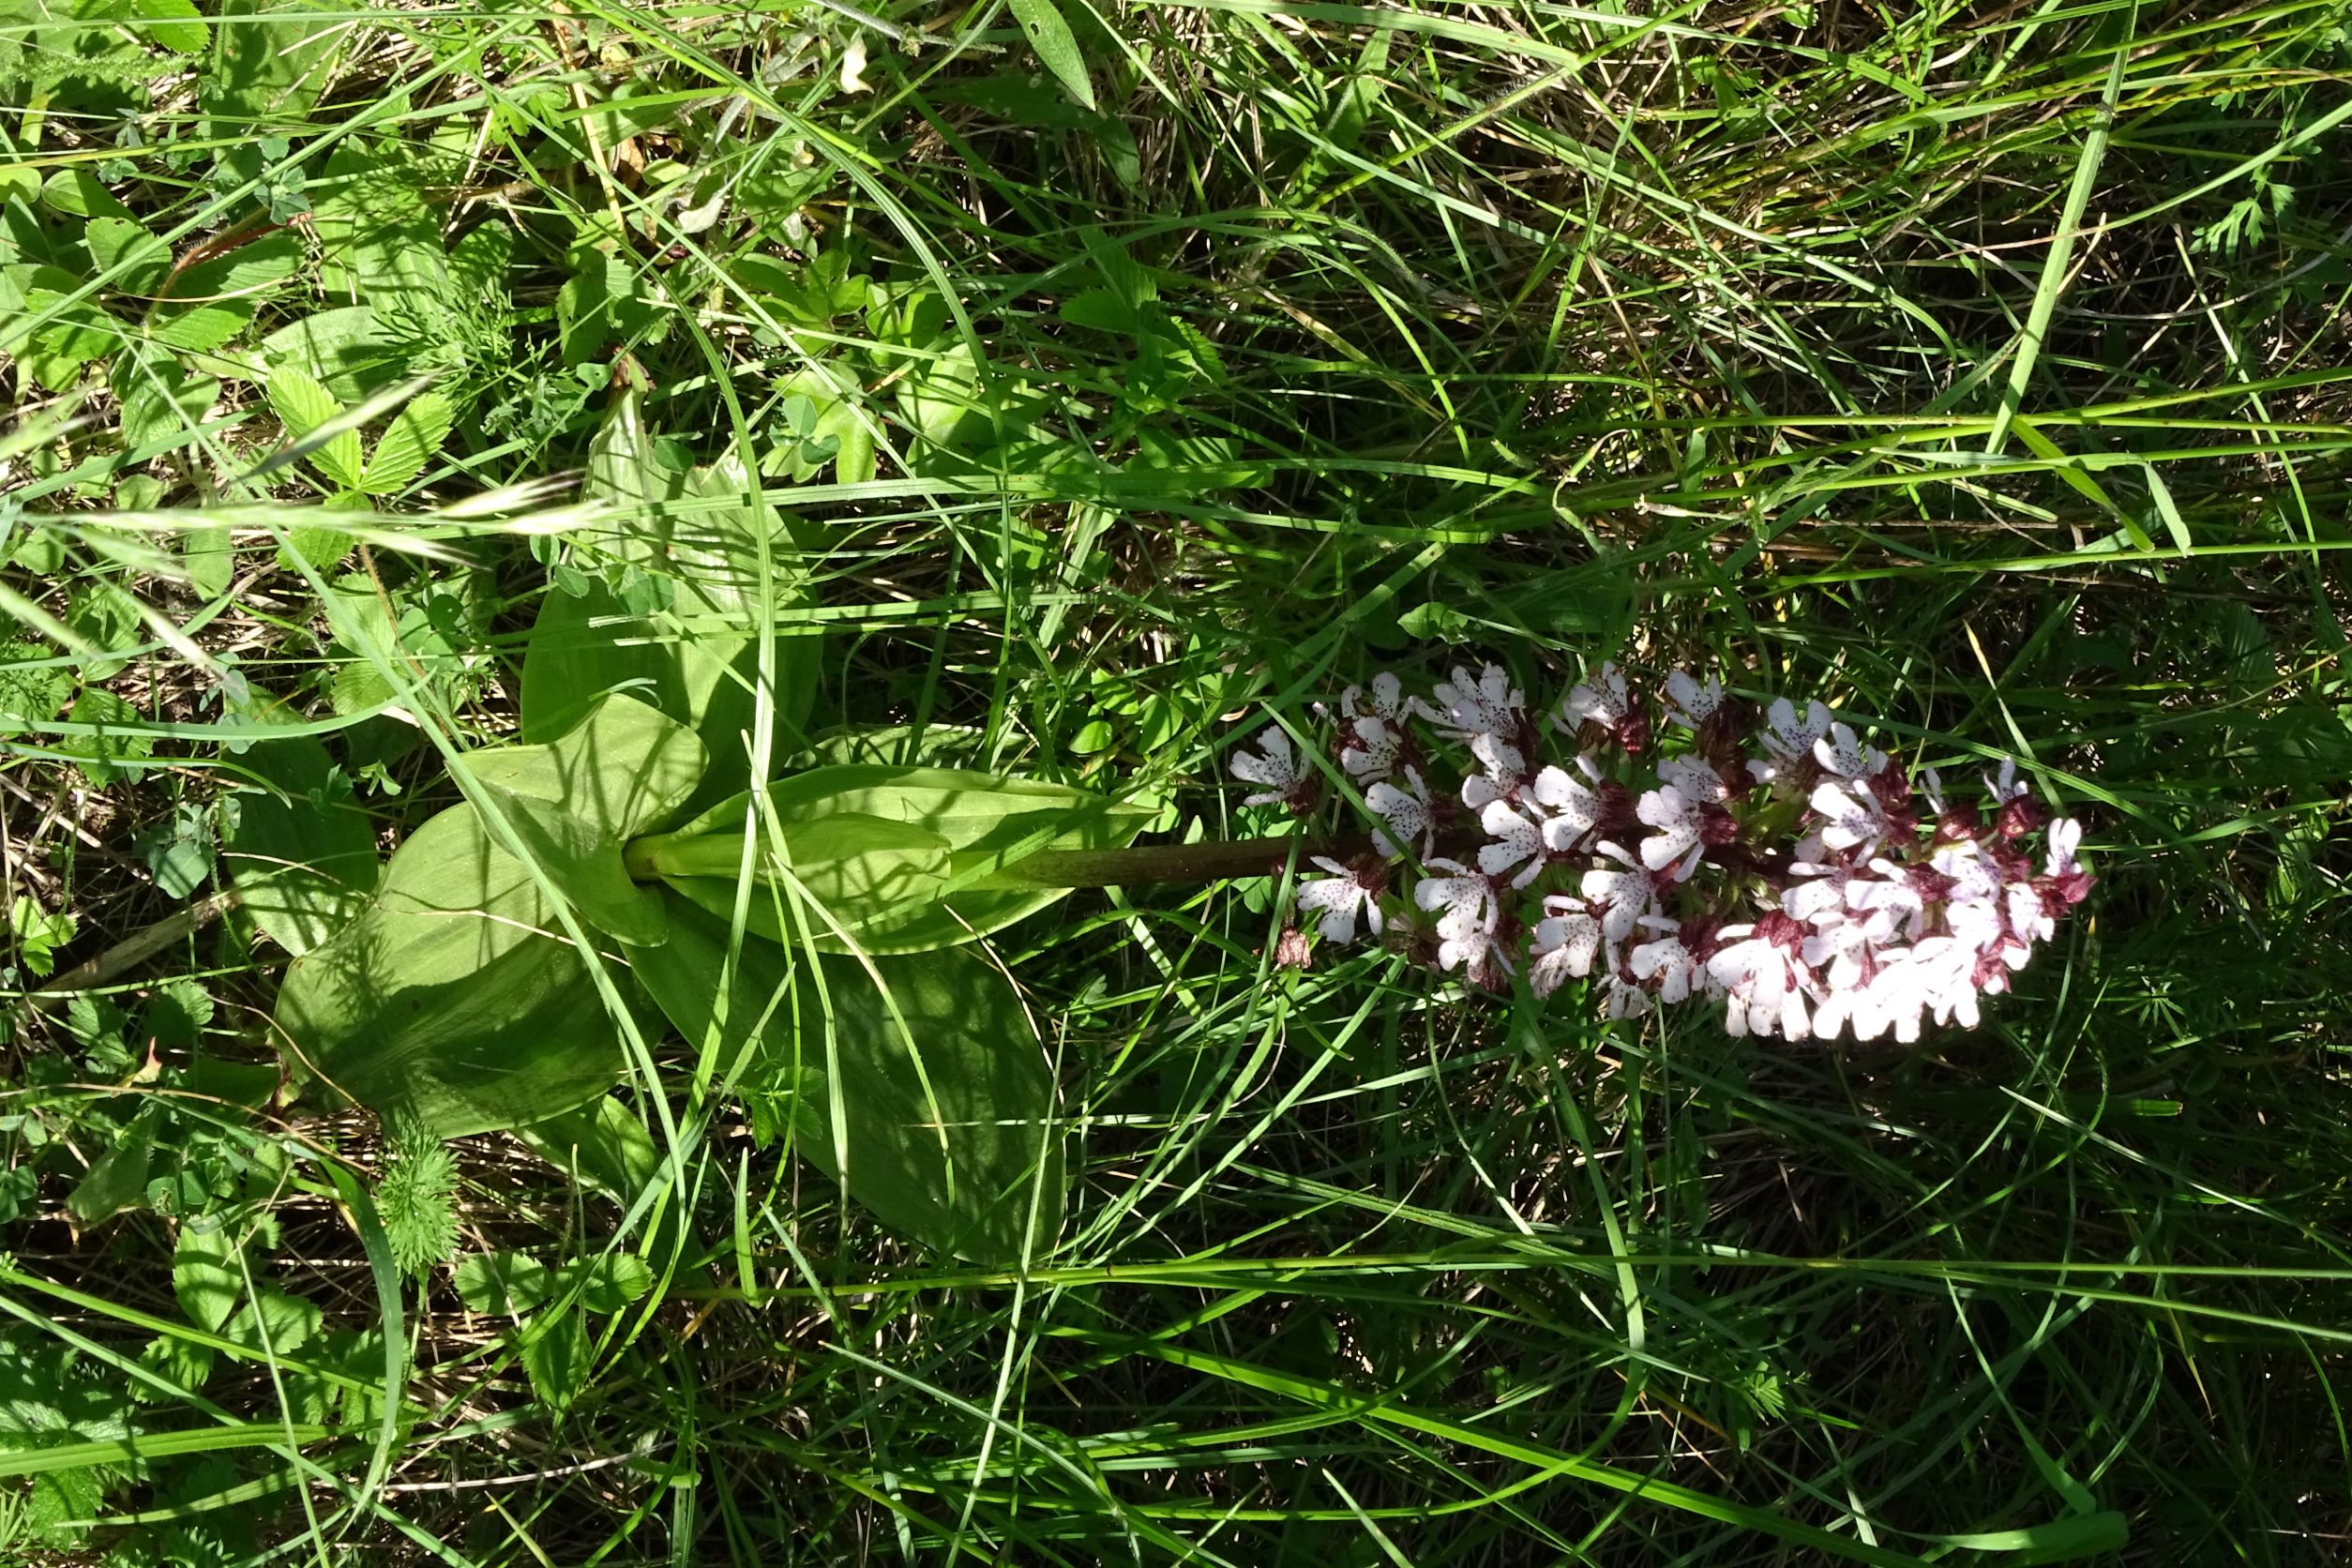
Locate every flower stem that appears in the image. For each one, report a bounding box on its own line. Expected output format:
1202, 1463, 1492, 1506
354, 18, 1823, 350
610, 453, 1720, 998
977, 833, 1382, 889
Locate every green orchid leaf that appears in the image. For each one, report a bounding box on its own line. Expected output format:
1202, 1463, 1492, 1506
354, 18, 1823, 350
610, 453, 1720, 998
521, 426, 820, 816
632, 897, 1062, 1260
462, 693, 707, 945
648, 811, 953, 942
272, 800, 652, 1138
644, 765, 1154, 954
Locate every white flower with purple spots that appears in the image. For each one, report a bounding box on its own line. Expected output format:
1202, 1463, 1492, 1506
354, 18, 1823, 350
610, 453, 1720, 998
1232, 726, 1315, 809
1431, 663, 1522, 745
1365, 766, 1435, 858
1663, 671, 1725, 731
1414, 857, 1498, 942
1560, 660, 1631, 734
1581, 842, 1656, 942
1295, 857, 1384, 944
1749, 697, 1834, 787
1813, 721, 1887, 782
1529, 897, 1601, 998
1636, 785, 1710, 881
1630, 916, 1706, 1003
1476, 799, 1549, 888
1530, 761, 1603, 852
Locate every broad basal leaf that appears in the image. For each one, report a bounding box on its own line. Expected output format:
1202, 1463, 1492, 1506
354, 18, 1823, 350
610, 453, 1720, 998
272, 800, 651, 1138
645, 810, 953, 943
520, 434, 820, 817
643, 765, 1154, 953
461, 694, 706, 945
633, 898, 1063, 1260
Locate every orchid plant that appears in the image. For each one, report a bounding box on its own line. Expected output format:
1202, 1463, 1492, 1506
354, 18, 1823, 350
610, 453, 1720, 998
1232, 661, 2093, 1043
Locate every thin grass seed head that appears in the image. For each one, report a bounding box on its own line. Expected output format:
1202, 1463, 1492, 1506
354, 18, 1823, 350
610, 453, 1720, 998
1238, 662, 2093, 1041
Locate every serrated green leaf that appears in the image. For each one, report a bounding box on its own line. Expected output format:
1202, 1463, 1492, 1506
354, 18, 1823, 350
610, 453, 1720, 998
573, 1254, 652, 1314
83, 216, 170, 293
357, 389, 454, 495
453, 1251, 555, 1316
265, 365, 363, 489
133, 0, 208, 53
0, 642, 69, 739
59, 688, 155, 786
173, 1220, 245, 1332
146, 300, 252, 354
143, 978, 215, 1048
227, 1287, 322, 1353
517, 1313, 587, 1411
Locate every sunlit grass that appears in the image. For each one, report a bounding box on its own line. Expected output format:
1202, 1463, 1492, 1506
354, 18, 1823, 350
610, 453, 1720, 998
1, 0, 2348, 1560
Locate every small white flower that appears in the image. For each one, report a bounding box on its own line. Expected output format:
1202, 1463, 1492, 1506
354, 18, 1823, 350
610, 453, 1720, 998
1460, 731, 1528, 810
1749, 697, 1834, 786
1365, 766, 1434, 858
2006, 877, 2053, 945
1341, 671, 1424, 724
1944, 892, 2007, 958
1232, 726, 1312, 808
1340, 715, 1403, 781
1808, 777, 1886, 857
1531, 761, 1603, 852
1629, 916, 1704, 1003
1706, 914, 1815, 1040
1437, 921, 1515, 980
1635, 785, 1708, 881
1414, 857, 1498, 942
1908, 936, 1983, 1030
1782, 860, 1859, 926
1813, 720, 1887, 782
1560, 660, 1631, 733
1529, 897, 1601, 998
1431, 663, 1522, 743
1663, 670, 1725, 730
1295, 856, 1383, 944
2044, 817, 2085, 880
1864, 952, 1941, 1043
1984, 757, 2028, 804
1800, 909, 1873, 988
1814, 946, 1904, 1042
1580, 842, 1656, 942
839, 34, 869, 93
1602, 972, 1651, 1019
1476, 799, 1548, 888
1846, 858, 1929, 943
1930, 838, 2003, 906
1657, 753, 1730, 804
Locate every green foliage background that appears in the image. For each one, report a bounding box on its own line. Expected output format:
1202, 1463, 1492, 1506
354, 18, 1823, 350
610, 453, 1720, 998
2, 0, 2350, 1560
